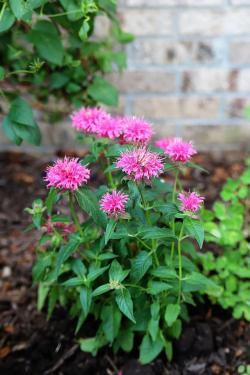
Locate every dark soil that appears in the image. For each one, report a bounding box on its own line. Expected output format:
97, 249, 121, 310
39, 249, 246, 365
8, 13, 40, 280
0, 150, 250, 375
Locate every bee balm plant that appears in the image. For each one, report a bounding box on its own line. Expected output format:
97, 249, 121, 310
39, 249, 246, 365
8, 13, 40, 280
28, 108, 220, 364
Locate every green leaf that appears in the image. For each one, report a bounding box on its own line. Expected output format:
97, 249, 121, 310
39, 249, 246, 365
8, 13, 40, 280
150, 267, 178, 279
9, 0, 26, 19
62, 277, 84, 287
32, 253, 52, 281
148, 302, 160, 341
109, 260, 129, 283
115, 289, 135, 323
140, 226, 176, 240
79, 19, 90, 40
12, 122, 41, 145
0, 66, 5, 80
80, 287, 92, 316
105, 220, 117, 245
139, 334, 163, 364
56, 238, 80, 276
87, 265, 109, 282
92, 283, 110, 297
0, 8, 15, 33
28, 20, 64, 65
87, 76, 118, 106
182, 272, 222, 297
184, 217, 204, 248
117, 329, 134, 352
147, 281, 172, 295
164, 304, 180, 327
76, 187, 107, 228
50, 72, 69, 89
37, 282, 50, 310
2, 116, 22, 145
130, 251, 152, 282
101, 304, 121, 343
71, 258, 87, 277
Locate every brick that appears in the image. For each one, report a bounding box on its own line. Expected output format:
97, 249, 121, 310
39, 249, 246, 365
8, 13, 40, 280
123, 0, 224, 6
179, 10, 250, 36
230, 41, 250, 64
93, 15, 111, 38
237, 69, 250, 91
182, 69, 234, 92
226, 97, 250, 118
130, 39, 215, 66
230, 0, 250, 4
133, 96, 219, 119
107, 71, 176, 93
120, 9, 174, 36
182, 125, 250, 148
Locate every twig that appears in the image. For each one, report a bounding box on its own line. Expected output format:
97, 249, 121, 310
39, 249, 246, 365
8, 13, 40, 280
43, 344, 78, 375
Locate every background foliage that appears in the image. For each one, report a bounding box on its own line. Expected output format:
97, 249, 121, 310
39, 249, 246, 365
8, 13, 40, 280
0, 0, 133, 145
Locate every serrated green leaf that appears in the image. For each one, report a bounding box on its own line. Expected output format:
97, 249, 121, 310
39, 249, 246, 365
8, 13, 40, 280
164, 303, 180, 327
92, 284, 110, 297
115, 288, 135, 323
147, 281, 172, 295
76, 187, 107, 228
105, 220, 117, 245
139, 334, 163, 364
130, 251, 152, 282
56, 238, 80, 276
101, 303, 121, 342
184, 217, 204, 248
80, 287, 92, 316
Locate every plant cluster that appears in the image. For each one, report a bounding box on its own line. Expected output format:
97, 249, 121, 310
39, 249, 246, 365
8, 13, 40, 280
27, 108, 220, 364
200, 158, 250, 321
0, 0, 133, 145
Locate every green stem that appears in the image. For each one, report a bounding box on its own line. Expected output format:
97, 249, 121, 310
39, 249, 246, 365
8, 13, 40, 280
69, 193, 83, 236
170, 169, 179, 260
177, 222, 185, 304
105, 156, 115, 189
137, 183, 159, 266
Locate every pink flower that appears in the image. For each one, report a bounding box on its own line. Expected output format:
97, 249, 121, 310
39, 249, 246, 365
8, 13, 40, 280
164, 137, 197, 163
120, 116, 153, 144
100, 190, 129, 218
43, 221, 76, 240
116, 148, 164, 181
96, 117, 123, 139
71, 107, 110, 134
178, 192, 204, 213
155, 138, 171, 152
45, 157, 90, 191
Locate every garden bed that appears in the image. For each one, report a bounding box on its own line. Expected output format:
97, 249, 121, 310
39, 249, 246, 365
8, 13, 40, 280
0, 150, 249, 375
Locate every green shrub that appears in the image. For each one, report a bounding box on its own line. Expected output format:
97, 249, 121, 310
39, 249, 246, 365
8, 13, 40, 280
200, 158, 250, 321
0, 0, 133, 145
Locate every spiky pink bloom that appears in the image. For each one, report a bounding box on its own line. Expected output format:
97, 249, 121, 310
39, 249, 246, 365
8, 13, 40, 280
155, 138, 171, 152
120, 116, 153, 144
178, 192, 204, 213
45, 157, 90, 191
70, 107, 110, 134
116, 148, 164, 181
96, 117, 123, 139
164, 137, 197, 163
100, 190, 129, 218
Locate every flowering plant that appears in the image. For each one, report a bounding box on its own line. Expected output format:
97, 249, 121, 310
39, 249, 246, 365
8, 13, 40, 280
28, 108, 220, 364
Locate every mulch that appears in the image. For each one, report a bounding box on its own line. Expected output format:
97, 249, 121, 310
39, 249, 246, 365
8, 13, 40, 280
0, 150, 249, 375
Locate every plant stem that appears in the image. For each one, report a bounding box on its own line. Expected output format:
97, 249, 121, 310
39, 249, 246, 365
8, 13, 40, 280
69, 193, 83, 236
105, 156, 115, 189
177, 222, 185, 304
138, 183, 159, 266
170, 169, 179, 260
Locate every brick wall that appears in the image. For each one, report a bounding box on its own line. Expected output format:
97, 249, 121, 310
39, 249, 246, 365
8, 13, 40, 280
109, 0, 250, 149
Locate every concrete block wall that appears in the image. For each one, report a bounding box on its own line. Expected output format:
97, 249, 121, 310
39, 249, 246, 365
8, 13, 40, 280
110, 0, 250, 149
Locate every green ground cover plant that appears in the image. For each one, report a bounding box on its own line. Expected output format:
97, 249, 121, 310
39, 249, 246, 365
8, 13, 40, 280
200, 158, 250, 321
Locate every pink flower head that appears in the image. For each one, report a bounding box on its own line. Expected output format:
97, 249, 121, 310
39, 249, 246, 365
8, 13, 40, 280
45, 157, 90, 191
116, 148, 164, 181
120, 116, 153, 144
155, 138, 171, 153
70, 107, 110, 134
178, 192, 204, 213
96, 117, 123, 140
100, 190, 129, 218
164, 137, 197, 163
